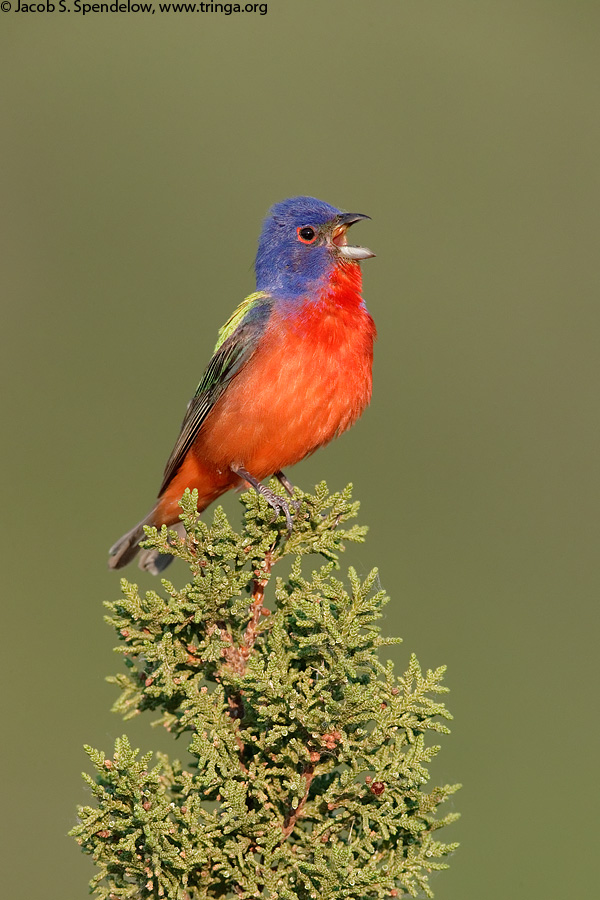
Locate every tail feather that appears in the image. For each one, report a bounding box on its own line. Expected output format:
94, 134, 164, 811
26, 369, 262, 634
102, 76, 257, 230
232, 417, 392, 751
108, 518, 186, 574
108, 515, 153, 570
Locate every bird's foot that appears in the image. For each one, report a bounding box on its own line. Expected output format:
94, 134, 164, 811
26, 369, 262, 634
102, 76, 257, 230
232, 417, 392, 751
233, 465, 297, 533
257, 482, 295, 533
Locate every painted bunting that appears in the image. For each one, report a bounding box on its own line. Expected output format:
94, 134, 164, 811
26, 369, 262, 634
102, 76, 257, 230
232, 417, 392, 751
109, 196, 376, 573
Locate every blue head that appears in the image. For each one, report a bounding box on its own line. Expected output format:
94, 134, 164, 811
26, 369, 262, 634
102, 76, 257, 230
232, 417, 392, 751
255, 196, 374, 298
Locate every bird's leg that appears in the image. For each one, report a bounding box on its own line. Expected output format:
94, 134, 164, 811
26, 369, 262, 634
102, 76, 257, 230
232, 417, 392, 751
232, 464, 295, 533
275, 470, 302, 513
276, 470, 295, 497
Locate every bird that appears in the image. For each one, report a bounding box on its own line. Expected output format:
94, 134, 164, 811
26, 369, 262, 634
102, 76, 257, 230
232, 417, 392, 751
108, 196, 376, 574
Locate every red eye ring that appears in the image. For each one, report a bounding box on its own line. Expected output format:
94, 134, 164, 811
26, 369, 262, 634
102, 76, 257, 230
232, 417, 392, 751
297, 225, 317, 244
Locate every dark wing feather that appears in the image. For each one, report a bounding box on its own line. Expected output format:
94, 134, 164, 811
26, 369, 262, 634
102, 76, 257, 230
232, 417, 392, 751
158, 298, 272, 496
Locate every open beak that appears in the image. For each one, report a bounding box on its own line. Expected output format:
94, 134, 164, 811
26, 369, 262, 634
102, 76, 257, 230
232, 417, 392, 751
331, 212, 375, 260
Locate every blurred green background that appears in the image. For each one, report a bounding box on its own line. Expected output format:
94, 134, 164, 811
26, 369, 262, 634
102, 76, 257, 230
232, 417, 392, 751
1, 2, 598, 897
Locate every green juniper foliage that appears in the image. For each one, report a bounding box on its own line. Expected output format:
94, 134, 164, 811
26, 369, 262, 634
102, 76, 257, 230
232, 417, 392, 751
72, 483, 459, 899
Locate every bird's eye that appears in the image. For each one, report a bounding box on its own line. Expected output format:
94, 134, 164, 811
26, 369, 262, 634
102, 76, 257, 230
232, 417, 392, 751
297, 226, 317, 244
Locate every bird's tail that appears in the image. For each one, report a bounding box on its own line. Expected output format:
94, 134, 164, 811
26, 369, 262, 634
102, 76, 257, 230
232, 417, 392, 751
108, 515, 152, 570
108, 516, 186, 575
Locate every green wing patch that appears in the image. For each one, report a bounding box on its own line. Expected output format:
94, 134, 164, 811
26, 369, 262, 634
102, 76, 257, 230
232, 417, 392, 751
214, 291, 269, 352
